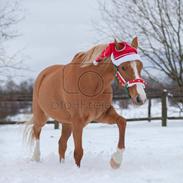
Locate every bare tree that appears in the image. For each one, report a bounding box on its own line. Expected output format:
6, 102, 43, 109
98, 0, 183, 87
0, 0, 23, 80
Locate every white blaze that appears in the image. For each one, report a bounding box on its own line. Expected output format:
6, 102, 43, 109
130, 61, 147, 103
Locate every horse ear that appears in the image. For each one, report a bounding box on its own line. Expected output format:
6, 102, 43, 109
114, 38, 121, 50
131, 36, 138, 48
114, 38, 118, 44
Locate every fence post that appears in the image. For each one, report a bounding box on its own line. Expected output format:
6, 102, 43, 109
148, 98, 151, 122
161, 89, 168, 127
54, 120, 59, 129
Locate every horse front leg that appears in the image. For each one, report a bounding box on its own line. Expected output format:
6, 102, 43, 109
97, 105, 126, 169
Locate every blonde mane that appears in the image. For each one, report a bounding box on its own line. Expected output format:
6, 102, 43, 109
71, 44, 107, 67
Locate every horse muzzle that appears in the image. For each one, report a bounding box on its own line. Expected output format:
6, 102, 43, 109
132, 94, 147, 105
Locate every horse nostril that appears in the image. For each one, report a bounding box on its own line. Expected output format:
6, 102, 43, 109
136, 95, 142, 104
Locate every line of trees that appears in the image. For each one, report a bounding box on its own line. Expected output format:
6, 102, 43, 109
0, 79, 33, 95
0, 79, 33, 120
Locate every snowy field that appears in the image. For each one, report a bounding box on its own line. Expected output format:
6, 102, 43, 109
0, 121, 183, 183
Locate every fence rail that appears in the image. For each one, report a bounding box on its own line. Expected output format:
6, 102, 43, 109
0, 90, 183, 127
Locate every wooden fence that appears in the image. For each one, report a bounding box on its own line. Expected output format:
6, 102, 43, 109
0, 89, 183, 128
113, 89, 183, 126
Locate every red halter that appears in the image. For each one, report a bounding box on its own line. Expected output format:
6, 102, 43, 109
116, 70, 146, 88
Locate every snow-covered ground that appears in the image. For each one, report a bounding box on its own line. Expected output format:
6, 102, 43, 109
0, 121, 183, 183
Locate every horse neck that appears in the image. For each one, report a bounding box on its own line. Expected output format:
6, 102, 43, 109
69, 51, 115, 91
91, 62, 115, 87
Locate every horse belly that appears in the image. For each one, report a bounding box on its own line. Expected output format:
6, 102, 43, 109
66, 95, 112, 123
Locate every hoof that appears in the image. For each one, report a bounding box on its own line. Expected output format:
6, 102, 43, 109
31, 154, 40, 162
110, 157, 121, 169
75, 161, 81, 168
110, 148, 124, 169
59, 157, 65, 164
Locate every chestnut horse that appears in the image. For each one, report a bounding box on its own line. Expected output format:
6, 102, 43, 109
24, 37, 146, 169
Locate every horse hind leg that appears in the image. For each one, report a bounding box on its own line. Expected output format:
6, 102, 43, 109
58, 123, 72, 162
24, 102, 48, 161
32, 110, 48, 161
72, 123, 84, 167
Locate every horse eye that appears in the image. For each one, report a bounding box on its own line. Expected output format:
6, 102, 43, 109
121, 66, 126, 71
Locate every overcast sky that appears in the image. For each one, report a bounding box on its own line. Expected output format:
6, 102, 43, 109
6, 0, 105, 81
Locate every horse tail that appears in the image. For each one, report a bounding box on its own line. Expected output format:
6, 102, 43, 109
23, 116, 35, 148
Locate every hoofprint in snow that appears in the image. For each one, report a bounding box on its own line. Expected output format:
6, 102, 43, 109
0, 121, 182, 183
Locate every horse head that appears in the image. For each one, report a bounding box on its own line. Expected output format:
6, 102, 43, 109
113, 37, 147, 105
92, 37, 146, 105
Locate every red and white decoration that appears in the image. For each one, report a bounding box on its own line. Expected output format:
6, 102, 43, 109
116, 70, 146, 88
93, 41, 146, 88
94, 42, 141, 66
